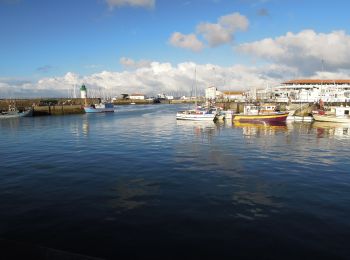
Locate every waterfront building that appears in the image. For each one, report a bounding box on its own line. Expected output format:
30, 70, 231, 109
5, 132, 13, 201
205, 86, 222, 100
130, 94, 145, 100
273, 79, 350, 103
80, 84, 87, 99
222, 91, 245, 101
256, 86, 273, 101
156, 93, 174, 100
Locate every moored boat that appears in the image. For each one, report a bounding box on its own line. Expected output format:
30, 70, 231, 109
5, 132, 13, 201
176, 67, 218, 121
176, 107, 217, 121
233, 104, 288, 123
84, 102, 114, 113
214, 109, 235, 121
312, 106, 350, 123
0, 105, 33, 119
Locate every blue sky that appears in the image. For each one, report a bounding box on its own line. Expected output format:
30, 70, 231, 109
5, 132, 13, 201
1, 0, 350, 97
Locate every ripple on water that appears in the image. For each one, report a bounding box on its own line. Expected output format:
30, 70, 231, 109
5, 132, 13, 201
0, 106, 350, 258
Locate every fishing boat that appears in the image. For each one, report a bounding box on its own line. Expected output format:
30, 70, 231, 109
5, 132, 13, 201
233, 104, 289, 123
84, 102, 114, 113
176, 68, 218, 121
176, 106, 218, 121
312, 106, 350, 123
213, 109, 235, 121
0, 105, 33, 119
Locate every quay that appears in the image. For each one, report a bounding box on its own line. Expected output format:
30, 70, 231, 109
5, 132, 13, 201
0, 98, 192, 116
1, 98, 348, 117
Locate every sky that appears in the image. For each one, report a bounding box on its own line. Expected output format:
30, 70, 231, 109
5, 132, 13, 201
1, 0, 350, 97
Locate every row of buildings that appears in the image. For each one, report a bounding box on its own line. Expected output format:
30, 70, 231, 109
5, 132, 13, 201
206, 79, 350, 103
81, 79, 350, 103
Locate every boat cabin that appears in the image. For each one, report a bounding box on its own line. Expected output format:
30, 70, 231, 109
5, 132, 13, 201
243, 104, 278, 115
333, 106, 350, 116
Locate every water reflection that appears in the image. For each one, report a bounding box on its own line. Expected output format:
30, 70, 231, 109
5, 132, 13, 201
176, 120, 218, 141
109, 178, 159, 213
233, 121, 288, 138
82, 118, 89, 136
0, 117, 21, 131
312, 121, 350, 139
286, 121, 313, 135
232, 190, 282, 220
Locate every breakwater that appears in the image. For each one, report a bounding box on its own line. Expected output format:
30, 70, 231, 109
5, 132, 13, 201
1, 98, 343, 117
0, 98, 155, 116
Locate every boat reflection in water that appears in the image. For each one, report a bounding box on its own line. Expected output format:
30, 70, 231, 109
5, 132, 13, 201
233, 121, 288, 138
312, 121, 350, 139
176, 120, 218, 141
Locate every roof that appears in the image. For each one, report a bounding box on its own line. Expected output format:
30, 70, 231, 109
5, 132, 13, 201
283, 79, 350, 85
130, 94, 145, 96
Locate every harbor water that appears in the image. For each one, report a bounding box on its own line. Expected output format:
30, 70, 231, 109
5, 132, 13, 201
0, 104, 350, 259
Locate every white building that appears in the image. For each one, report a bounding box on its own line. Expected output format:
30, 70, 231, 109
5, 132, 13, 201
157, 93, 174, 100
205, 86, 222, 100
130, 94, 145, 100
273, 79, 350, 103
222, 91, 245, 101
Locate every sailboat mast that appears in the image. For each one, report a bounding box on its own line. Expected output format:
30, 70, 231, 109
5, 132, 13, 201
194, 68, 197, 107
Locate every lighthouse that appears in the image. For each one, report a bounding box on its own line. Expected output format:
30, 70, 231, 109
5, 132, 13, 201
80, 84, 87, 99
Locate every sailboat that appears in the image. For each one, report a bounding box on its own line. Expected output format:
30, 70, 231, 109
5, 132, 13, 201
176, 69, 218, 121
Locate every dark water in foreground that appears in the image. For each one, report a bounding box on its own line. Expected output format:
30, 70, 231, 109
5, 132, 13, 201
0, 104, 350, 259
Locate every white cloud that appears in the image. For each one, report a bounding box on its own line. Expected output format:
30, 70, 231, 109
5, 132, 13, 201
197, 12, 249, 47
236, 30, 350, 75
168, 32, 204, 52
196, 23, 231, 47
106, 0, 155, 9
0, 61, 312, 98
169, 12, 249, 51
218, 12, 249, 33
119, 57, 152, 68
3, 58, 350, 99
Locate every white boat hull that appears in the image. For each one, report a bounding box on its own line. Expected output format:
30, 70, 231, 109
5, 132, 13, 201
313, 114, 350, 123
176, 112, 216, 121
84, 107, 114, 113
287, 116, 314, 122
84, 103, 115, 113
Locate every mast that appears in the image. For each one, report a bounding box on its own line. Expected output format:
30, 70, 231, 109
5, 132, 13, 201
194, 67, 197, 107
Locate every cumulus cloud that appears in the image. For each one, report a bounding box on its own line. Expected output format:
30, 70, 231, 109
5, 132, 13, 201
106, 0, 155, 9
168, 32, 204, 52
197, 12, 249, 47
0, 61, 310, 98
169, 12, 249, 51
119, 57, 152, 68
236, 30, 350, 75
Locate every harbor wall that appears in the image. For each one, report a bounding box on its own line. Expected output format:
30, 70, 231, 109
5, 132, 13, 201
0, 98, 348, 117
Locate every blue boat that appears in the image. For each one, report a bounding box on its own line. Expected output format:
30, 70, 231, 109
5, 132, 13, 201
84, 102, 114, 113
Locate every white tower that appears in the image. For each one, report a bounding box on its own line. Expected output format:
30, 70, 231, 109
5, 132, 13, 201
80, 84, 87, 99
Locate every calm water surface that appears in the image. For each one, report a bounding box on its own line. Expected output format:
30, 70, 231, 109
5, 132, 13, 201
0, 104, 350, 259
